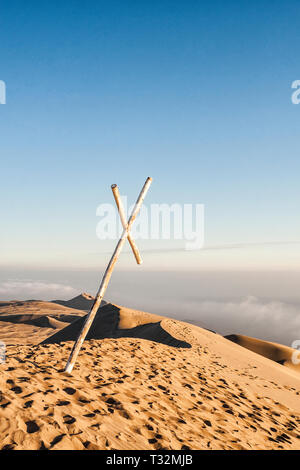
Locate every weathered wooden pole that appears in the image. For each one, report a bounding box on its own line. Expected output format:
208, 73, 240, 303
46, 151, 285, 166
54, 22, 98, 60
64, 176, 152, 373
111, 184, 142, 265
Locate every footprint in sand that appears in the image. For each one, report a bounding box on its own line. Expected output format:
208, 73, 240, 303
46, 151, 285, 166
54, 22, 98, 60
26, 421, 40, 433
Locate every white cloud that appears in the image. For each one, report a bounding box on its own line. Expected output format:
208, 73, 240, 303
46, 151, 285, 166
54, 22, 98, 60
0, 279, 76, 300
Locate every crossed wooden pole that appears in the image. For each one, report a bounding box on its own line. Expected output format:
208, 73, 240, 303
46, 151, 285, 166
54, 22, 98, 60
64, 176, 152, 373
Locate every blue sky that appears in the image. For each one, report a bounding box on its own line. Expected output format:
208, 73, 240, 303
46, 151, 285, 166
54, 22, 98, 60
0, 1, 300, 272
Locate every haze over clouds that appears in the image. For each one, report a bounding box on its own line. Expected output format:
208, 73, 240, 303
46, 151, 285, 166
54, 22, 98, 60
169, 297, 300, 347
109, 273, 300, 345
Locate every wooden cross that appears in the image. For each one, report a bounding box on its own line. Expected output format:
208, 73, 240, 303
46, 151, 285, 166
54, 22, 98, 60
64, 177, 152, 373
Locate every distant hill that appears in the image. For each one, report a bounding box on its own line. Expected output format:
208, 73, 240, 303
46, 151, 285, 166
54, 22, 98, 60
0, 294, 108, 345
52, 292, 106, 311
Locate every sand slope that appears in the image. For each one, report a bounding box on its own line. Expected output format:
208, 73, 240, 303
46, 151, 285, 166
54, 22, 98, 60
0, 305, 300, 450
226, 334, 300, 374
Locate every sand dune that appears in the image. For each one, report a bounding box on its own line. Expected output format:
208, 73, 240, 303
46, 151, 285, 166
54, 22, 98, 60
42, 303, 191, 349
1, 301, 300, 450
0, 300, 86, 345
225, 334, 300, 373
0, 314, 68, 329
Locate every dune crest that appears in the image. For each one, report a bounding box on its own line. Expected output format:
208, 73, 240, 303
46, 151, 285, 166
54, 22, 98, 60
41, 303, 191, 349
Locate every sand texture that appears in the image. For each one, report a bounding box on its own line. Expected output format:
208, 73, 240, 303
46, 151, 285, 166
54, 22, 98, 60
0, 301, 300, 450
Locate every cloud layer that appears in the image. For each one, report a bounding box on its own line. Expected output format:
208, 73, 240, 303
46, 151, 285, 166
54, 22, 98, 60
178, 296, 300, 347
0, 270, 299, 347
0, 280, 76, 300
